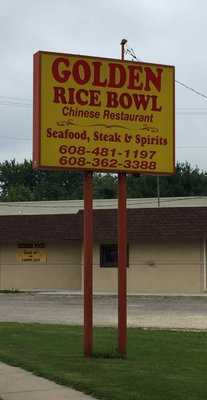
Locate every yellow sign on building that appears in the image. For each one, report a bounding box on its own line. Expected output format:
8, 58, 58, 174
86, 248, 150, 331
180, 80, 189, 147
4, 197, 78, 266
17, 250, 47, 263
33, 51, 175, 174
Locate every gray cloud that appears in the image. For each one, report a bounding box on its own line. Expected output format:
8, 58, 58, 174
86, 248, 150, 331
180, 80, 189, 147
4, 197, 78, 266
0, 0, 207, 169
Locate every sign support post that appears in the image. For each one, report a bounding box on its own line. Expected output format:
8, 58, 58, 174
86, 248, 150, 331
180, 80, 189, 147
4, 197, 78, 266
84, 170, 93, 357
118, 40, 127, 357
33, 47, 175, 359
118, 172, 127, 356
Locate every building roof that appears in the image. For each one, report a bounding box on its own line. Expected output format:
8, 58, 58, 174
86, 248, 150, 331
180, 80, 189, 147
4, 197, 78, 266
1, 196, 207, 215
0, 206, 207, 242
91, 207, 207, 241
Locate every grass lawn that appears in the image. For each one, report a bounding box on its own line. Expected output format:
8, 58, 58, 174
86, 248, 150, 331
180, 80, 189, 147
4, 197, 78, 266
0, 323, 207, 400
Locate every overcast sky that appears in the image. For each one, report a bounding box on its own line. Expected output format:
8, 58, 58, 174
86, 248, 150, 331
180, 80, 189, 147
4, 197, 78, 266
1, 0, 207, 170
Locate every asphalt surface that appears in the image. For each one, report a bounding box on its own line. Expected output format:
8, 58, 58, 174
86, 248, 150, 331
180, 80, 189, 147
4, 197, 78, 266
1, 293, 207, 330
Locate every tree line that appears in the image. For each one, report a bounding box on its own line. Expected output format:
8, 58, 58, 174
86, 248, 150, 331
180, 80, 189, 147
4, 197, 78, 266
0, 159, 207, 201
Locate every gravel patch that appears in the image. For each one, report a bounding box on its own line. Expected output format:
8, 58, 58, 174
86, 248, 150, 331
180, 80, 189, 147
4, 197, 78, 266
0, 293, 207, 330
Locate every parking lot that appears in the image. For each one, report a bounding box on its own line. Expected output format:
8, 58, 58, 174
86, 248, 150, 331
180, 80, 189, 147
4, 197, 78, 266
1, 292, 207, 330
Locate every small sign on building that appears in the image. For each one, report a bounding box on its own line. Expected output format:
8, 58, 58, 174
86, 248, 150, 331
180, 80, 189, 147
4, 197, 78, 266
17, 243, 47, 263
17, 250, 47, 263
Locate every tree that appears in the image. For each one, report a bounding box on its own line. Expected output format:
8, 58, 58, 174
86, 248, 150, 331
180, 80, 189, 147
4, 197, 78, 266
93, 173, 117, 198
0, 159, 83, 201
127, 162, 207, 198
1, 159, 207, 202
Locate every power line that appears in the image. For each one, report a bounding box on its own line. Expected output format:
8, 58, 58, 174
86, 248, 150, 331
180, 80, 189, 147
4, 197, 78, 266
175, 80, 207, 100
1, 100, 207, 115
125, 47, 207, 101
0, 95, 31, 101
0, 196, 207, 209
0, 136, 207, 149
177, 146, 207, 149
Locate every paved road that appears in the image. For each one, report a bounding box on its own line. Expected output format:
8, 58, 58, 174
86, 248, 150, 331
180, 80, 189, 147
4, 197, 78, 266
0, 293, 207, 330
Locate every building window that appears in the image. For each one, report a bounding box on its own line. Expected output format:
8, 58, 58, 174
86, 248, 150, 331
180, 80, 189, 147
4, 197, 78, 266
100, 244, 129, 268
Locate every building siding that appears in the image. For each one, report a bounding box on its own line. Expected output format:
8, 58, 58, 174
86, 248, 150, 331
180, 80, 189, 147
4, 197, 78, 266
93, 240, 203, 293
0, 239, 203, 293
0, 241, 82, 290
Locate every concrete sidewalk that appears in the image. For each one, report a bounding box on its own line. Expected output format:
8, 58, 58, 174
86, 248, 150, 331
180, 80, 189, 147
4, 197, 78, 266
0, 362, 95, 400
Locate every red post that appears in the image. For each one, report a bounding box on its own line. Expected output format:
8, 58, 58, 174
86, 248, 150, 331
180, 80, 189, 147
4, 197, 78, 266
84, 171, 93, 357
118, 39, 127, 356
118, 173, 127, 356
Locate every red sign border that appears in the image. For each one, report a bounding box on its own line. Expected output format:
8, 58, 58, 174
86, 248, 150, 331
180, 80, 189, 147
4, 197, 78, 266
33, 50, 175, 175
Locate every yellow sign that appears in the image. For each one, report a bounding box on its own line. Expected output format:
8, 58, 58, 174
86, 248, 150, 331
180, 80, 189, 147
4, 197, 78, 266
17, 250, 47, 263
33, 51, 175, 174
